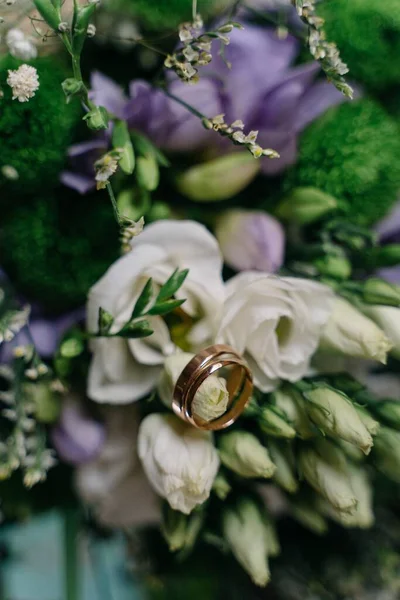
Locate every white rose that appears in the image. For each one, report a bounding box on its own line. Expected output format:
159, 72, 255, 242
75, 406, 160, 528
87, 220, 225, 403
217, 272, 334, 392
320, 297, 393, 363
138, 413, 220, 515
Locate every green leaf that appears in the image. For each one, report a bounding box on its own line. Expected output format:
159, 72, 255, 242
117, 319, 153, 338
131, 278, 154, 319
156, 269, 189, 303
136, 155, 159, 191
97, 307, 114, 335
148, 298, 186, 316
112, 121, 135, 174
32, 0, 60, 30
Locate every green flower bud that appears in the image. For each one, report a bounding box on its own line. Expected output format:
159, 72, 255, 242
355, 406, 380, 436
212, 472, 231, 500
373, 426, 400, 483
366, 244, 400, 268
218, 431, 276, 479
276, 187, 338, 225
161, 504, 204, 553
320, 297, 393, 363
136, 155, 159, 191
318, 465, 374, 529
273, 387, 315, 440
373, 400, 400, 430
364, 305, 400, 360
290, 497, 329, 535
83, 106, 109, 131
260, 406, 297, 439
62, 78, 84, 102
299, 446, 357, 514
222, 498, 272, 587
268, 440, 298, 493
303, 387, 373, 455
158, 353, 229, 422
33, 0, 61, 30
176, 153, 260, 202
363, 278, 400, 307
337, 439, 364, 463
314, 254, 352, 280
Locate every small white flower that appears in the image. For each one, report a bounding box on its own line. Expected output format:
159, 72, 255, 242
231, 119, 245, 129
94, 154, 118, 185
232, 130, 246, 143
6, 28, 37, 60
7, 64, 39, 102
179, 26, 193, 43
138, 413, 219, 514
182, 45, 199, 62
87, 23, 96, 38
179, 62, 197, 80
1, 165, 18, 180
58, 22, 69, 33
217, 272, 334, 392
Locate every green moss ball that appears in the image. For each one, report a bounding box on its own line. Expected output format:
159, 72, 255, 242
127, 0, 233, 29
318, 0, 400, 91
0, 57, 81, 201
1, 189, 120, 313
284, 100, 400, 227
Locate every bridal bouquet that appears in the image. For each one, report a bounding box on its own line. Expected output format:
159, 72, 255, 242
1, 0, 400, 592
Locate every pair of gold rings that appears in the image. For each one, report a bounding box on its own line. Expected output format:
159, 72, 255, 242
172, 344, 253, 431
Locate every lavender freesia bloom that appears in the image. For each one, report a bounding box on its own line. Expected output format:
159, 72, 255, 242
63, 24, 347, 193
376, 201, 400, 284
51, 396, 106, 465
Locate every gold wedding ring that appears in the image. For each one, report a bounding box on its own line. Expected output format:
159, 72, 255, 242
172, 344, 253, 431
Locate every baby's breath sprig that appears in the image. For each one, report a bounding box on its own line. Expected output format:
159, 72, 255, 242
203, 115, 279, 159
292, 0, 353, 98
0, 346, 59, 487
164, 16, 244, 83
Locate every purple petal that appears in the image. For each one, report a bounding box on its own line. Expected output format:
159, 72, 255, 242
206, 25, 299, 123
60, 171, 96, 195
90, 71, 127, 119
30, 306, 85, 357
377, 266, 400, 285
258, 129, 298, 175
375, 200, 400, 242
125, 80, 172, 144
294, 79, 349, 133
51, 398, 105, 465
67, 138, 107, 158
254, 62, 319, 128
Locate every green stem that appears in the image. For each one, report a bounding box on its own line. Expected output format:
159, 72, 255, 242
162, 88, 207, 120
106, 182, 122, 226
64, 509, 80, 600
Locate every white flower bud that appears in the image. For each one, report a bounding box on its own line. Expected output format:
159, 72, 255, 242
158, 353, 229, 423
218, 431, 276, 479
222, 498, 272, 587
299, 446, 357, 514
260, 406, 296, 439
290, 495, 328, 535
320, 297, 393, 363
355, 406, 380, 436
363, 305, 400, 360
138, 414, 219, 514
273, 387, 314, 439
303, 387, 373, 455
268, 440, 298, 493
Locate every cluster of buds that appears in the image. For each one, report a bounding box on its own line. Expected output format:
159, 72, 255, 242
164, 17, 243, 83
293, 0, 353, 98
203, 114, 280, 160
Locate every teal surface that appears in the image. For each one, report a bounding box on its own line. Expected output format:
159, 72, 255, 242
0, 511, 145, 600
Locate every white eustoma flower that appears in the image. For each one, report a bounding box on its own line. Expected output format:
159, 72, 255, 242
138, 413, 220, 514
7, 64, 39, 102
87, 220, 224, 403
320, 297, 393, 363
217, 272, 334, 392
76, 406, 159, 528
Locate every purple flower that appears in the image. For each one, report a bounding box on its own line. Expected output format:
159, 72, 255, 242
63, 24, 348, 193
215, 209, 285, 272
51, 396, 106, 465
376, 200, 400, 285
